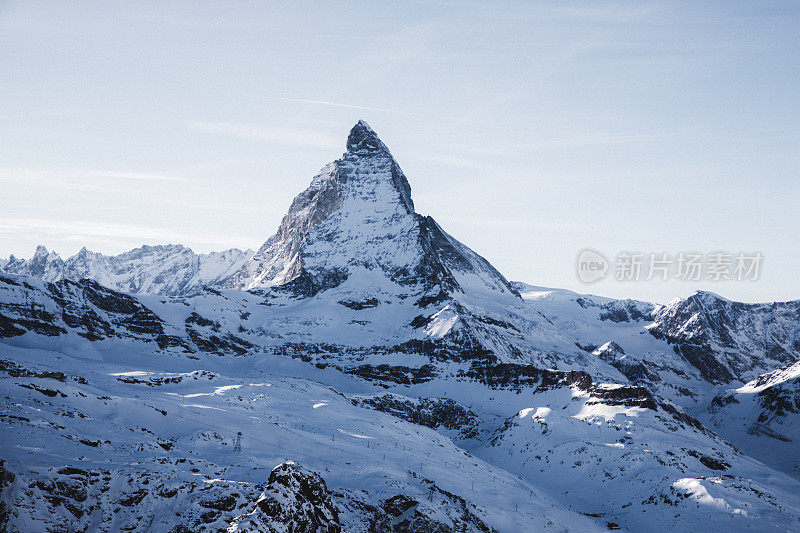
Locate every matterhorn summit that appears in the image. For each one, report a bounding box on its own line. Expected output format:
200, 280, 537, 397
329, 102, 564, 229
230, 120, 517, 300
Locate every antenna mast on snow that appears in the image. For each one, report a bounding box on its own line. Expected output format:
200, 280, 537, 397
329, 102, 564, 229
233, 431, 242, 453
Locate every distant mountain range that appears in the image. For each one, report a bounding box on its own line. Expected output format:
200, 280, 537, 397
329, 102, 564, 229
2, 121, 799, 532
1, 244, 251, 297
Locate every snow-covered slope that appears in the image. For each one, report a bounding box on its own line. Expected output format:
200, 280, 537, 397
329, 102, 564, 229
707, 360, 800, 476
516, 283, 800, 399
3, 121, 800, 531
1, 244, 251, 297
4, 281, 800, 531
478, 377, 800, 532
1, 340, 608, 532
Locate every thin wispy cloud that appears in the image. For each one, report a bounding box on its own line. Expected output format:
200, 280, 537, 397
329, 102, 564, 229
265, 96, 408, 115
189, 121, 340, 150
514, 133, 681, 149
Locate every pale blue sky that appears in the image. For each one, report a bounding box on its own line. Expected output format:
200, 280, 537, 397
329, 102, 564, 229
1, 1, 798, 303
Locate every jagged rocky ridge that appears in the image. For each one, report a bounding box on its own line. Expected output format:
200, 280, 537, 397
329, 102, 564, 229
0, 244, 251, 297
649, 290, 800, 383
228, 461, 342, 532
2, 121, 800, 532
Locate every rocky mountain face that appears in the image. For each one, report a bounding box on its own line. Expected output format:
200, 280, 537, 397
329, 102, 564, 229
228, 461, 342, 533
649, 291, 800, 383
2, 121, 800, 532
1, 244, 251, 297
229, 120, 517, 301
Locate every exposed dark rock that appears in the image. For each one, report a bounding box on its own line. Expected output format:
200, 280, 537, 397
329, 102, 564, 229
474, 315, 520, 332
757, 381, 800, 419
410, 314, 430, 328
118, 489, 148, 506
415, 290, 450, 308
465, 362, 593, 392
589, 385, 658, 411
354, 394, 481, 439
584, 298, 654, 323
380, 494, 418, 518
17, 383, 64, 398
347, 364, 437, 386
200, 494, 237, 512
185, 312, 219, 330
338, 298, 380, 310
229, 461, 341, 532
0, 460, 15, 529
184, 312, 255, 356
699, 455, 730, 471
0, 359, 68, 382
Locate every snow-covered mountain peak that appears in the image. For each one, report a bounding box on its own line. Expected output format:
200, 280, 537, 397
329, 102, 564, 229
649, 290, 800, 383
346, 119, 390, 154
231, 121, 515, 300
23, 245, 64, 278
31, 245, 61, 263
691, 289, 732, 304
340, 120, 414, 215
